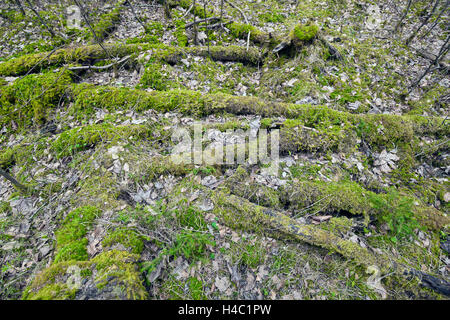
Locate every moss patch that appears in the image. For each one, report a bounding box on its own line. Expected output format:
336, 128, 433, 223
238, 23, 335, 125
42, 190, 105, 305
102, 227, 145, 254
54, 206, 101, 263
0, 70, 72, 129
290, 23, 319, 46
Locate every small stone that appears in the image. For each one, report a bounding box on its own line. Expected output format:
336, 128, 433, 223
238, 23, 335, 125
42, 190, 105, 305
312, 215, 332, 223
39, 245, 51, 257
215, 276, 230, 292
2, 241, 21, 250
201, 175, 217, 188
444, 193, 450, 203
347, 101, 361, 110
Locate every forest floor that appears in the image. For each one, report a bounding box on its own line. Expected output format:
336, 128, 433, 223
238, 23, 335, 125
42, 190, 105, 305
0, 0, 449, 300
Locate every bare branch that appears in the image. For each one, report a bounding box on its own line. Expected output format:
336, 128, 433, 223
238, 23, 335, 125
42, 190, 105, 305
394, 0, 414, 33
406, 0, 440, 44
23, 0, 55, 37
0, 168, 28, 191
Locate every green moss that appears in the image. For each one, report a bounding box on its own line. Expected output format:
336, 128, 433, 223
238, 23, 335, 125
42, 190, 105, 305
102, 227, 144, 254
282, 180, 449, 231
226, 166, 282, 209
290, 23, 319, 44
369, 189, 421, 242
0, 200, 11, 214
23, 250, 148, 300
23, 283, 77, 300
207, 120, 250, 132
0, 9, 25, 23
230, 240, 265, 268
0, 148, 16, 169
161, 279, 184, 299
0, 70, 72, 129
52, 123, 152, 158
92, 250, 148, 299
69, 84, 448, 148
170, 229, 214, 261
260, 118, 274, 129
319, 217, 354, 235
90, 3, 123, 42
54, 206, 101, 263
173, 20, 188, 47
139, 63, 169, 90
188, 277, 207, 300
0, 43, 144, 76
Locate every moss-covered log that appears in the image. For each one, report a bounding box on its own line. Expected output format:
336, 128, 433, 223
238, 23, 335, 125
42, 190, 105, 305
166, 45, 262, 65
0, 43, 263, 76
22, 250, 148, 300
0, 43, 143, 76
228, 22, 283, 47
210, 190, 450, 295
281, 180, 449, 231
224, 167, 450, 231
70, 86, 449, 141
0, 70, 73, 129
212, 190, 381, 267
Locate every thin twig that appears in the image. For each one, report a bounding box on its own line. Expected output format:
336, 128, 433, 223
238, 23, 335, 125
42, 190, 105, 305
125, 0, 147, 31
406, 0, 440, 44
394, 0, 414, 33
68, 55, 131, 71
23, 0, 55, 37
224, 0, 250, 50
185, 17, 220, 28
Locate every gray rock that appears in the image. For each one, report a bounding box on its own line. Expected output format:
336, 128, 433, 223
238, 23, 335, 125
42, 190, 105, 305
39, 245, 51, 258
347, 101, 361, 110
202, 175, 217, 188
10, 198, 35, 216
2, 241, 21, 250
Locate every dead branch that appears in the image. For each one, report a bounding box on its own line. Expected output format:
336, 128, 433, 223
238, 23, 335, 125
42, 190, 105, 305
421, 0, 450, 38
67, 55, 131, 71
0, 168, 28, 191
23, 0, 55, 37
406, 0, 440, 44
394, 0, 414, 33
185, 17, 220, 28
223, 0, 250, 50
125, 0, 147, 31
409, 35, 450, 92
